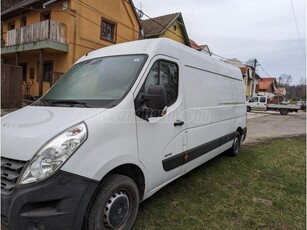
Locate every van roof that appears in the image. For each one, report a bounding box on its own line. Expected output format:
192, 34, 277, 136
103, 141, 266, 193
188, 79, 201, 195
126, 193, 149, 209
76, 38, 180, 63
76, 38, 242, 81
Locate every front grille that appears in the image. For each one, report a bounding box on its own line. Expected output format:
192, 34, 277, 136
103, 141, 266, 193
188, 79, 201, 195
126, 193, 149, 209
1, 157, 27, 196
1, 214, 8, 226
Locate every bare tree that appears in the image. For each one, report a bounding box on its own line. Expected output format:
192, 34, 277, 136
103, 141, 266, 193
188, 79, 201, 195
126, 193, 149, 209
278, 74, 292, 86
299, 77, 306, 85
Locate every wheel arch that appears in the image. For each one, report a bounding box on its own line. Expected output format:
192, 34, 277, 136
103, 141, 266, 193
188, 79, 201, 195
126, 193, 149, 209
236, 126, 247, 142
82, 162, 146, 229
107, 164, 146, 202
236, 127, 244, 137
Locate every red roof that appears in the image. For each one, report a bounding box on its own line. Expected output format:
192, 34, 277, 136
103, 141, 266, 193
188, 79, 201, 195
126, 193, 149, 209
259, 78, 276, 90
190, 39, 203, 51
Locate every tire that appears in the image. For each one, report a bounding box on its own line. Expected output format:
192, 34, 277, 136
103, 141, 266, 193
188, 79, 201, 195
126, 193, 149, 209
85, 174, 139, 230
247, 106, 251, 112
280, 109, 289, 115
227, 132, 241, 157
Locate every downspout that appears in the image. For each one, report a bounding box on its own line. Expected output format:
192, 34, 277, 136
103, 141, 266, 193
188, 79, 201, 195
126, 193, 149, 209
43, 0, 58, 8
72, 10, 77, 63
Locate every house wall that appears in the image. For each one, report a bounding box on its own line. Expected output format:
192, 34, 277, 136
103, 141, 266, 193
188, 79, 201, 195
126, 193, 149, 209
71, 0, 140, 60
1, 0, 140, 97
258, 91, 275, 98
161, 20, 186, 45
246, 77, 251, 98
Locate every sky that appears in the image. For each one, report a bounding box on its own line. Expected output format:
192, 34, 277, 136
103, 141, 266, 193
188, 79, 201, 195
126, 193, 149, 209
137, 0, 306, 84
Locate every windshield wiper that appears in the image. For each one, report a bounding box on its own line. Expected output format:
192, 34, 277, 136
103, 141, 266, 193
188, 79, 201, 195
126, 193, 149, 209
51, 100, 93, 108
31, 98, 50, 106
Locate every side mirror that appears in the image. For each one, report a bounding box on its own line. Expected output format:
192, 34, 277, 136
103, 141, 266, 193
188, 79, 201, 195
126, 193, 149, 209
145, 85, 168, 111
136, 85, 168, 120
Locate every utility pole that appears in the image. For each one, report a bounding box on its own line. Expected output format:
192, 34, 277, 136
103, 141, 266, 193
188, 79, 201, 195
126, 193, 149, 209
253, 59, 257, 76
252, 58, 257, 97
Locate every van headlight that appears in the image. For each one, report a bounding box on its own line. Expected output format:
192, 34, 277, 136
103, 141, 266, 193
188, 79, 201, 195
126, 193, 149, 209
19, 123, 87, 185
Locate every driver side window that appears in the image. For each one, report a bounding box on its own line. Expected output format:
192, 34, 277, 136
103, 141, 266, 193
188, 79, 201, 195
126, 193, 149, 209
249, 97, 259, 103
143, 60, 178, 106
135, 59, 179, 119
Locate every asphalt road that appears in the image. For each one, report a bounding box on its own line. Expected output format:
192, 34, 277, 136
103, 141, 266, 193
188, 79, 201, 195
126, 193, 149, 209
244, 110, 306, 144
1, 110, 305, 230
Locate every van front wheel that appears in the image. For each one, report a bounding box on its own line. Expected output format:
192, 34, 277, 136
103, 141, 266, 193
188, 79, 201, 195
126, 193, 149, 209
227, 132, 241, 157
86, 174, 139, 230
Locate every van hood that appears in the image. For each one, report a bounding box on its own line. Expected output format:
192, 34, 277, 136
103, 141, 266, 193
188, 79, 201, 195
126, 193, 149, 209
1, 106, 104, 161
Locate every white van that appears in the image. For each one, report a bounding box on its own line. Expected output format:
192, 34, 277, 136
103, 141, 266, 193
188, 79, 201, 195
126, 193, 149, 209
1, 38, 247, 230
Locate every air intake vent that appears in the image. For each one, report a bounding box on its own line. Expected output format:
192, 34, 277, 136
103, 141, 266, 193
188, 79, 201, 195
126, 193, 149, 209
1, 157, 26, 196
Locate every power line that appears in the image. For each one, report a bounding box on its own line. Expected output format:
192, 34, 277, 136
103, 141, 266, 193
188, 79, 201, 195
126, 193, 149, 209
3, 0, 141, 42
72, 0, 140, 36
289, 0, 306, 59
122, 0, 188, 43
211, 52, 249, 65
1, 3, 41, 11
259, 65, 271, 77
3, 0, 276, 77
213, 52, 272, 77
211, 52, 230, 60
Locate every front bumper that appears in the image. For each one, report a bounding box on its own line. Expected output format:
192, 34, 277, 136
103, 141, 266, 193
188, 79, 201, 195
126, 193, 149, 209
1, 170, 98, 230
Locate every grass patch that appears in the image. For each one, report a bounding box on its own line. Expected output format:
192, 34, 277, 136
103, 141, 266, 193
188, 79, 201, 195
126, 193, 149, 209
133, 136, 306, 230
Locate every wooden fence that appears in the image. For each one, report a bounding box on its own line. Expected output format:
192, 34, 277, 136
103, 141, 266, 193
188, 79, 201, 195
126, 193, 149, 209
1, 64, 23, 109
6, 20, 66, 46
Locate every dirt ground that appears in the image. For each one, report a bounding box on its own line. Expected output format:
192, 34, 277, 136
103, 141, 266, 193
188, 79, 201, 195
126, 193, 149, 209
244, 110, 306, 144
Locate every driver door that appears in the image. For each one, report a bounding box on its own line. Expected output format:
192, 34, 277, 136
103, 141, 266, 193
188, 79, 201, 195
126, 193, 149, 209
134, 57, 186, 193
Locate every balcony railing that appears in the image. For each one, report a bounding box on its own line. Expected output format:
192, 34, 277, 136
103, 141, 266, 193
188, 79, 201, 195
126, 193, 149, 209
6, 20, 66, 47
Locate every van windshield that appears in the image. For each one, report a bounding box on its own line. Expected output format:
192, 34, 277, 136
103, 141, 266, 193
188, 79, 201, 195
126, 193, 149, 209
38, 55, 147, 108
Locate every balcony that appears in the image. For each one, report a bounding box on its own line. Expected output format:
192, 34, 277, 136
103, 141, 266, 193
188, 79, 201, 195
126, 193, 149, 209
2, 20, 68, 54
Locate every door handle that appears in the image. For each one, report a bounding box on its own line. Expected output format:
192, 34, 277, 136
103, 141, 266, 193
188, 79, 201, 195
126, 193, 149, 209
174, 120, 184, 127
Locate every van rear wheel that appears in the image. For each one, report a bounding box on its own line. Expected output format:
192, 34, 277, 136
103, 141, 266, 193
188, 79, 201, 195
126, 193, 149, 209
85, 174, 139, 230
227, 132, 241, 157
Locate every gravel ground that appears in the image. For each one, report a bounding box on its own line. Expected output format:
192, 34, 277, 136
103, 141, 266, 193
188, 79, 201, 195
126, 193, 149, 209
244, 110, 306, 144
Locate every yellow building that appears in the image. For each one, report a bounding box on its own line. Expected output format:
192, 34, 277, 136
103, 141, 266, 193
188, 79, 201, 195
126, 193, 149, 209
1, 0, 141, 97
140, 12, 190, 47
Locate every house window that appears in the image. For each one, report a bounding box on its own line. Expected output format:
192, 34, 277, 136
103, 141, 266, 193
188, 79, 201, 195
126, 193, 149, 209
7, 21, 15, 30
101, 18, 116, 42
43, 62, 53, 82
20, 16, 27, 27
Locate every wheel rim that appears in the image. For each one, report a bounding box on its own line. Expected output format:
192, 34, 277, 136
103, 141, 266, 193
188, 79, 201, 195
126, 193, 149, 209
233, 137, 240, 154
103, 191, 130, 228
